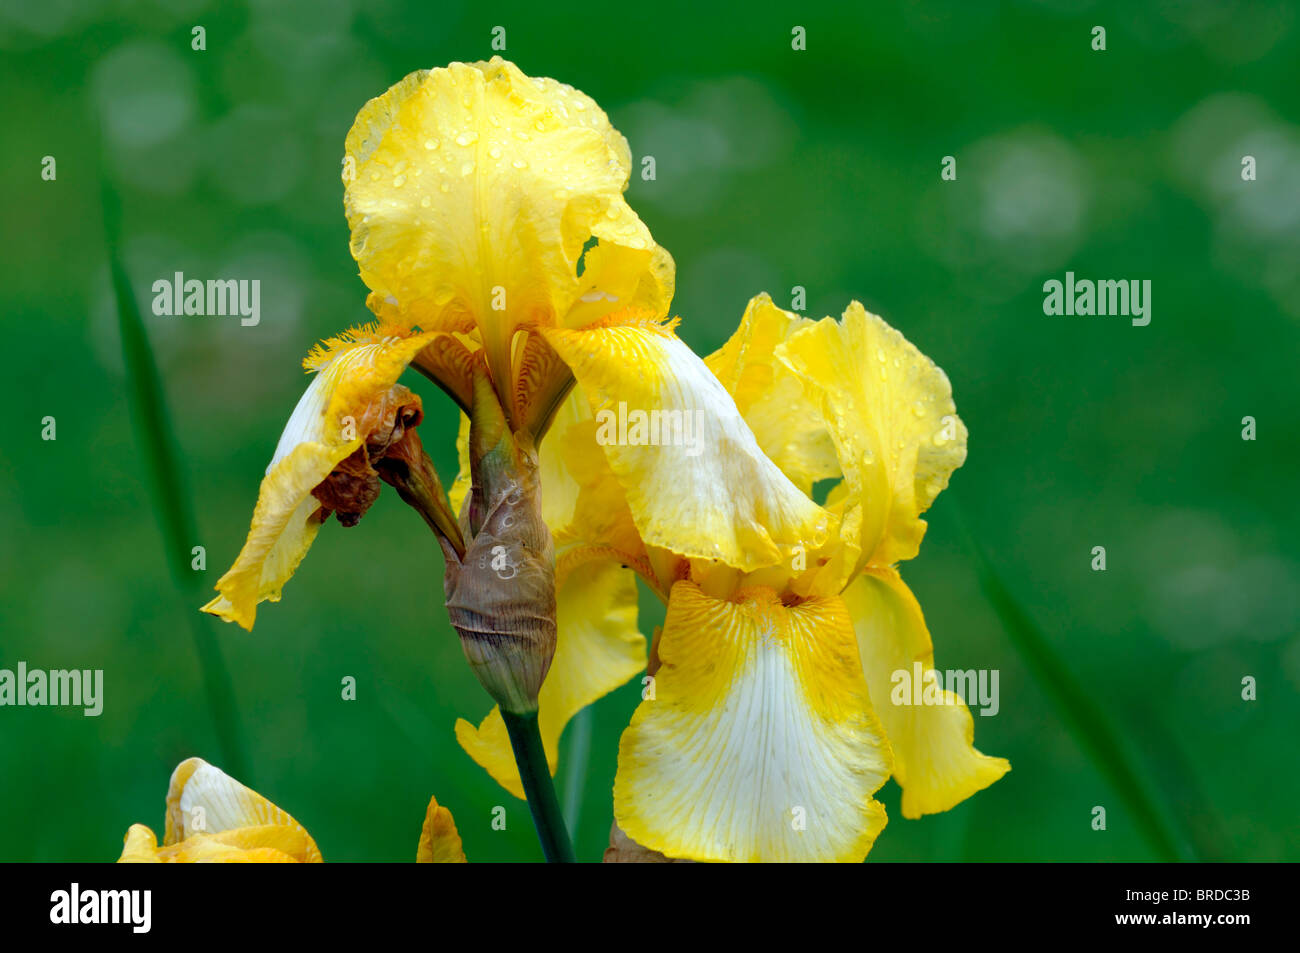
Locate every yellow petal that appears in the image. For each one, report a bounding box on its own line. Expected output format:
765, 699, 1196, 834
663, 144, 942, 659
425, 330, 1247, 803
162, 828, 310, 863
843, 569, 1009, 818
449, 409, 472, 519
543, 320, 833, 572
778, 301, 967, 579
117, 824, 163, 863
417, 795, 467, 862
117, 825, 303, 863
706, 293, 839, 496
203, 326, 434, 630
456, 555, 646, 798
614, 582, 892, 862
343, 58, 668, 388
162, 757, 322, 862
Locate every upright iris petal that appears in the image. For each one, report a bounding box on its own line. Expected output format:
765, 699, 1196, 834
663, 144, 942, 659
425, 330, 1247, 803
342, 57, 674, 429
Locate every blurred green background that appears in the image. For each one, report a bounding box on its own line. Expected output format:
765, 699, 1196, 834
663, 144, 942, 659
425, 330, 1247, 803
2, 0, 1297, 862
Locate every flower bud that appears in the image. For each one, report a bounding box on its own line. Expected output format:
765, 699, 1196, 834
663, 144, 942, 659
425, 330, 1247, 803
442, 373, 557, 714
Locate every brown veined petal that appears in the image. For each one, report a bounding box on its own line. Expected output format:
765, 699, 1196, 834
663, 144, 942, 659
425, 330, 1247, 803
778, 301, 968, 583
613, 581, 893, 862
843, 568, 1010, 818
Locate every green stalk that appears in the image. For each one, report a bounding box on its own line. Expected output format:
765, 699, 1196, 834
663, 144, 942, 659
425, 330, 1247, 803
561, 704, 594, 834
101, 175, 250, 781
502, 711, 577, 862
949, 496, 1192, 862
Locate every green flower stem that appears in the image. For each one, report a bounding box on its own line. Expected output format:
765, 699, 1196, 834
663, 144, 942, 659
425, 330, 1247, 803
102, 174, 250, 781
562, 704, 594, 834
950, 497, 1193, 862
502, 711, 577, 863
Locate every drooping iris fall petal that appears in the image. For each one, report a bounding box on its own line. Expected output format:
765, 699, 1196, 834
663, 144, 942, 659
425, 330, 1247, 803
544, 318, 833, 573
843, 568, 1010, 818
614, 582, 893, 863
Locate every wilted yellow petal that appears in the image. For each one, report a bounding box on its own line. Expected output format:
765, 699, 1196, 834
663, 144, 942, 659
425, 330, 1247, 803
843, 569, 1009, 818
417, 795, 467, 863
544, 320, 832, 572
614, 582, 892, 862
343, 58, 670, 392
456, 555, 645, 798
778, 302, 967, 582
706, 293, 839, 496
203, 326, 434, 630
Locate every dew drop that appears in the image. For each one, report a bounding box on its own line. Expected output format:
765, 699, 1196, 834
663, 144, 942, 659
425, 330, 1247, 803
460, 160, 475, 176
392, 174, 406, 187
420, 196, 431, 208
488, 146, 503, 159
423, 139, 440, 151
512, 158, 528, 170
455, 131, 478, 147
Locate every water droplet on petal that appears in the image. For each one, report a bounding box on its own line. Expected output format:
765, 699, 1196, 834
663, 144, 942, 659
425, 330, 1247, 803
420, 196, 431, 208
455, 131, 478, 147
488, 146, 502, 159
424, 139, 440, 151
392, 174, 406, 187
460, 160, 475, 176
512, 158, 527, 170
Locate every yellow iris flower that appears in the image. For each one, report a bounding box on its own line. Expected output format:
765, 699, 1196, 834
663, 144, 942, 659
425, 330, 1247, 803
202, 57, 679, 633
117, 757, 465, 863
196, 54, 1004, 863
460, 293, 1010, 862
